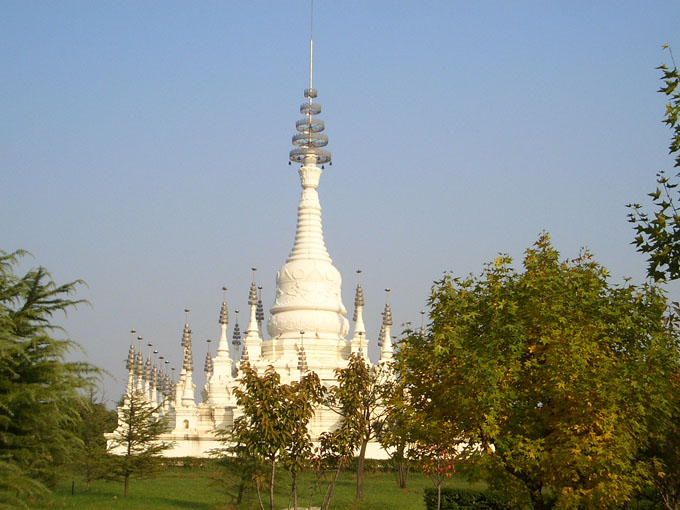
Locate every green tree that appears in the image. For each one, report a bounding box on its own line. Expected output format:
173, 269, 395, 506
377, 372, 416, 490
0, 249, 98, 509
73, 390, 117, 490
398, 234, 679, 510
629, 46, 680, 281
328, 353, 391, 500
107, 390, 173, 497
647, 369, 680, 510
232, 363, 322, 510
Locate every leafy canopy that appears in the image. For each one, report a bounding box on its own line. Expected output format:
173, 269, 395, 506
629, 46, 680, 281
398, 234, 679, 510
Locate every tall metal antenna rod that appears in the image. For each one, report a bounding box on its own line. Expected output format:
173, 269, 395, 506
309, 0, 314, 93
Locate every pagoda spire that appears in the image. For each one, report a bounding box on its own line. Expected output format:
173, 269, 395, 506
245, 268, 263, 361
125, 329, 136, 394
232, 309, 242, 356
351, 270, 368, 358
245, 268, 262, 340
379, 288, 394, 362
216, 286, 230, 356
178, 309, 196, 406
135, 335, 144, 392
204, 339, 213, 375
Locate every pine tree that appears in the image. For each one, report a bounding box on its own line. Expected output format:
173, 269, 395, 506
107, 391, 173, 497
0, 249, 99, 509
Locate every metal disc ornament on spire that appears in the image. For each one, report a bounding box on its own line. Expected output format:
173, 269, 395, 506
289, 0, 331, 166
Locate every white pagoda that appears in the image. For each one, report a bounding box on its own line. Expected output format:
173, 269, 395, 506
109, 23, 395, 458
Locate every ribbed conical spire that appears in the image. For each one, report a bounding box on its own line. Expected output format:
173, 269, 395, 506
217, 287, 231, 356
219, 291, 229, 326
204, 352, 213, 374
126, 329, 137, 394
246, 268, 262, 341
351, 270, 368, 357
354, 284, 364, 319
379, 288, 394, 362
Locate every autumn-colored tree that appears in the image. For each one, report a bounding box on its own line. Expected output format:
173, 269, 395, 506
398, 234, 679, 510
629, 46, 680, 281
413, 421, 460, 510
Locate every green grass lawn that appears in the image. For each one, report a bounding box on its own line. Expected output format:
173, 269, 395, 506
35, 465, 481, 510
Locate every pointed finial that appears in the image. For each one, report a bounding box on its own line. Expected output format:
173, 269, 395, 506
309, 0, 314, 92
184, 308, 190, 324
220, 287, 229, 325
204, 341, 213, 374
249, 269, 258, 305
232, 309, 242, 347
420, 310, 426, 337
256, 286, 264, 324
289, 0, 330, 166
353, 275, 365, 321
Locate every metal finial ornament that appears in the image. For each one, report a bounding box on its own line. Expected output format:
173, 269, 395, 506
256, 286, 264, 324
297, 346, 308, 372
126, 343, 135, 371
136, 336, 144, 372
232, 309, 242, 347
184, 308, 190, 323
289, 0, 331, 166
353, 288, 365, 321
382, 289, 393, 327
248, 269, 258, 306
420, 310, 426, 337
220, 287, 229, 325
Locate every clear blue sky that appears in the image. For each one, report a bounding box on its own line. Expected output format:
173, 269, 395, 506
3, 1, 680, 404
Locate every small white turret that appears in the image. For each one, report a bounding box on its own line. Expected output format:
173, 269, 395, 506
379, 289, 394, 363
125, 329, 136, 396
216, 287, 230, 356
177, 309, 196, 407
245, 268, 263, 360
135, 336, 144, 392
350, 270, 369, 358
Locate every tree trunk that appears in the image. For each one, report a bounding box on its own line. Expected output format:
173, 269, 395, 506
356, 437, 369, 500
292, 470, 298, 510
124, 473, 129, 497
270, 460, 276, 510
322, 464, 343, 510
237, 480, 245, 504
528, 484, 553, 510
255, 479, 265, 510
437, 482, 441, 510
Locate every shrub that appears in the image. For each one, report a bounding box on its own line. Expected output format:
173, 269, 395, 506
424, 488, 516, 510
